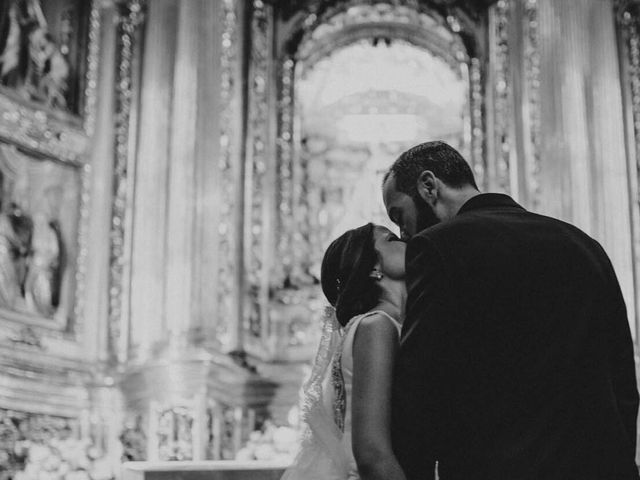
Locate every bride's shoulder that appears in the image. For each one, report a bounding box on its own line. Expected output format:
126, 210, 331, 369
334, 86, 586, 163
352, 310, 400, 338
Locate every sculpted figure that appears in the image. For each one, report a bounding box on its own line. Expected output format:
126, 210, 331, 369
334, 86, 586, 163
0, 0, 70, 109
0, 202, 33, 310
0, 0, 47, 88
25, 186, 65, 317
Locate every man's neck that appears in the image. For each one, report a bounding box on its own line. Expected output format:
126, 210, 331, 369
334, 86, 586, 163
446, 188, 481, 219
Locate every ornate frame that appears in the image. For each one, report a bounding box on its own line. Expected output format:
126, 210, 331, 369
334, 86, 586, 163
107, 0, 145, 364
0, 0, 101, 344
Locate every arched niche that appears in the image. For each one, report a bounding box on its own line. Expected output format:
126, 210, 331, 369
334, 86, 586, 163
243, 0, 487, 361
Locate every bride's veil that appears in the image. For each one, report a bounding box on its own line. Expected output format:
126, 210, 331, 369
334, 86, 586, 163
281, 307, 350, 480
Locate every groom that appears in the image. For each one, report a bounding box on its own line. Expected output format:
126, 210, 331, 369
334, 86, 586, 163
382, 141, 639, 479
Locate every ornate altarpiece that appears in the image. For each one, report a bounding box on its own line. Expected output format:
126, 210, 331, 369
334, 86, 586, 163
110, 0, 547, 469
1, 0, 638, 477
241, 0, 544, 370
0, 0, 101, 478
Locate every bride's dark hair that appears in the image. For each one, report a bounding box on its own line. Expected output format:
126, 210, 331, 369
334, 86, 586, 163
320, 223, 381, 327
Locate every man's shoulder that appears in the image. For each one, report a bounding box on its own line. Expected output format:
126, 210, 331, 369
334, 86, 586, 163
413, 207, 600, 251
410, 209, 499, 243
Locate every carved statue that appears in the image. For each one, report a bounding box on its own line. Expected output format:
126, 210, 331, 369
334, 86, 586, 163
0, 0, 47, 86
0, 0, 70, 109
0, 202, 33, 310
25, 186, 65, 318
25, 25, 70, 109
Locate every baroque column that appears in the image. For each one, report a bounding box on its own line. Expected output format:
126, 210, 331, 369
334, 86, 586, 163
120, 0, 277, 462
129, 0, 177, 361
128, 0, 248, 360
84, 1, 118, 366
536, 0, 636, 336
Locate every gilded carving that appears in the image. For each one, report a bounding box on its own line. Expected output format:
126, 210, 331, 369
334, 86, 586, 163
0, 95, 87, 165
217, 0, 239, 348
295, 1, 469, 71
0, 0, 90, 115
109, 0, 145, 363
270, 1, 484, 360
0, 1, 100, 342
74, 0, 102, 337
276, 2, 479, 292
491, 0, 512, 194
470, 57, 486, 190
156, 406, 194, 461
0, 143, 82, 332
0, 409, 86, 480
523, 0, 541, 208
246, 0, 273, 340
275, 57, 295, 287
83, 1, 102, 137
120, 415, 146, 461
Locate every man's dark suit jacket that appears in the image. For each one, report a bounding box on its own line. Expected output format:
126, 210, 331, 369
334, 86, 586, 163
392, 193, 639, 480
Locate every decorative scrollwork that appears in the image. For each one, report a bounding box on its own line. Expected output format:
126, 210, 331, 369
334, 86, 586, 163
83, 2, 102, 138
275, 57, 296, 286
109, 0, 146, 364
217, 0, 240, 349
73, 1, 101, 339
7, 326, 43, 349
491, 0, 512, 194
294, 1, 469, 71
120, 415, 147, 462
0, 409, 81, 480
469, 57, 485, 189
246, 0, 273, 341
0, 96, 87, 166
524, 0, 541, 208
156, 406, 193, 461
275, 1, 482, 290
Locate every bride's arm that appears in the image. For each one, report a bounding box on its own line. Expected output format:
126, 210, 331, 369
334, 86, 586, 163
351, 313, 407, 480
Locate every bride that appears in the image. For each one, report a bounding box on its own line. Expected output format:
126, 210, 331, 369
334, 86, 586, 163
283, 223, 408, 480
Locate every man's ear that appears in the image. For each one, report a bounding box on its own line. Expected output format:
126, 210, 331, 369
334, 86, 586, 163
416, 170, 437, 203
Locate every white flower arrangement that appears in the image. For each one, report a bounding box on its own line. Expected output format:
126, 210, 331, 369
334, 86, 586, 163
12, 438, 111, 480
235, 421, 298, 464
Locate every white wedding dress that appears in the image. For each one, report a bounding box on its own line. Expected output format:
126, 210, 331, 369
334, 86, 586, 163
282, 309, 401, 480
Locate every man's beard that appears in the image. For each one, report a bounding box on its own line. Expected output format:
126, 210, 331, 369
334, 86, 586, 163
413, 195, 440, 233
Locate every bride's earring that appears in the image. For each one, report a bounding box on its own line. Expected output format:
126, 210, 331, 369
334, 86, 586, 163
370, 270, 383, 281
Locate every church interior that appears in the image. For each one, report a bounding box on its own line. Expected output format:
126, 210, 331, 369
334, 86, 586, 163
0, 0, 639, 478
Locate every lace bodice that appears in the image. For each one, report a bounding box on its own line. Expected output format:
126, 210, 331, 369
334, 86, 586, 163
282, 309, 401, 480
326, 310, 402, 478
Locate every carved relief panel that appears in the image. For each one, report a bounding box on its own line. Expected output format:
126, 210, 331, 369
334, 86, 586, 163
0, 0, 90, 115
0, 0, 104, 476
0, 0, 100, 352
0, 144, 80, 329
